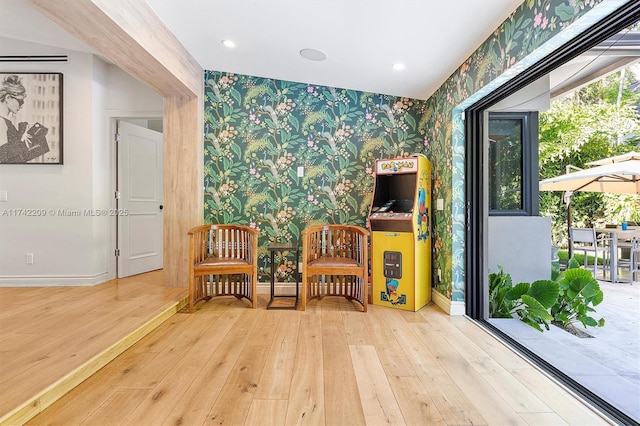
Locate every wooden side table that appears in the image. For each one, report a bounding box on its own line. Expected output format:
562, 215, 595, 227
266, 243, 299, 309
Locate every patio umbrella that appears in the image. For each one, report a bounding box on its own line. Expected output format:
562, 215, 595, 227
539, 159, 640, 194
586, 151, 640, 166
539, 153, 640, 257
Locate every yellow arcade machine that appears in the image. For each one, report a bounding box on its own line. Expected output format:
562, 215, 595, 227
368, 155, 432, 311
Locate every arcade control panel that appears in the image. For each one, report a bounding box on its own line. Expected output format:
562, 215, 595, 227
369, 200, 413, 218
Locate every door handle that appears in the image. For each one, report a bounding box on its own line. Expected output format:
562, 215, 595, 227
159, 205, 163, 210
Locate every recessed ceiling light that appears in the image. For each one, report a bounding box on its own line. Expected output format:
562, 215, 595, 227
222, 40, 236, 48
392, 63, 405, 71
300, 48, 327, 62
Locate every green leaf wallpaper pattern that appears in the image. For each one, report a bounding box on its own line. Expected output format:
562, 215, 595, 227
204, 0, 609, 299
420, 0, 607, 301
203, 73, 432, 283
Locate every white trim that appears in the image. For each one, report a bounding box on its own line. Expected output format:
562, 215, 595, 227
0, 272, 109, 287
106, 110, 163, 119
431, 288, 465, 316
258, 283, 467, 314
257, 281, 299, 295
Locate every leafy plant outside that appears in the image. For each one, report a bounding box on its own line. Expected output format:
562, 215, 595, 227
489, 258, 605, 332
551, 258, 605, 330
539, 68, 640, 248
489, 266, 560, 332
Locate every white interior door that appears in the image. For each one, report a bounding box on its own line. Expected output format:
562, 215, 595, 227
117, 120, 163, 278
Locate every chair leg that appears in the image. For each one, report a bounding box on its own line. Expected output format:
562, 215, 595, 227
250, 274, 257, 309
362, 276, 368, 313
188, 271, 194, 313
300, 275, 307, 311
300, 268, 308, 311
579, 249, 593, 277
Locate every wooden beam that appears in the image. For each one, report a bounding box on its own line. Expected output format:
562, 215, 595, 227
27, 0, 202, 97
27, 0, 204, 288
164, 95, 203, 287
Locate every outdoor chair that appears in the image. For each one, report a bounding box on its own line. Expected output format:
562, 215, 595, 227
617, 236, 640, 284
569, 227, 610, 280
617, 234, 634, 269
300, 224, 369, 312
188, 224, 258, 312
632, 237, 640, 284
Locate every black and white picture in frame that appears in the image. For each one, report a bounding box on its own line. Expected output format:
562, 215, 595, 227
0, 72, 63, 164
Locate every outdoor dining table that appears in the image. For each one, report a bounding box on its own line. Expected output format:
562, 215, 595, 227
595, 227, 640, 282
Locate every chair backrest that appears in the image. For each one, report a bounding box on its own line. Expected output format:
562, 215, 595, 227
189, 224, 258, 263
300, 224, 369, 312
301, 224, 368, 265
569, 227, 597, 247
187, 224, 259, 311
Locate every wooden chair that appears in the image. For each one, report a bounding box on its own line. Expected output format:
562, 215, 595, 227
300, 224, 369, 311
188, 224, 258, 312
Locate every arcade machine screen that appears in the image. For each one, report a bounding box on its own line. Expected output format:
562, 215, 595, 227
369, 173, 417, 232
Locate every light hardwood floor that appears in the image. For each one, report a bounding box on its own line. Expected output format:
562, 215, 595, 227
2, 272, 611, 425
0, 271, 187, 425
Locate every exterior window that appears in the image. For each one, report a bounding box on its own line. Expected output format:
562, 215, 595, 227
488, 112, 538, 215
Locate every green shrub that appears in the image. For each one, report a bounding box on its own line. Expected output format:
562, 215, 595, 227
550, 262, 605, 329
489, 266, 560, 332
558, 250, 608, 266
490, 259, 606, 333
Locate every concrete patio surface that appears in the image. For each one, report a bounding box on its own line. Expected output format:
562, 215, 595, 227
489, 279, 640, 422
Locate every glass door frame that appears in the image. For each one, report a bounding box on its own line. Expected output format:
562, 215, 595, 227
464, 2, 640, 424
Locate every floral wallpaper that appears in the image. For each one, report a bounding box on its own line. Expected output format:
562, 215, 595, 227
421, 0, 615, 302
203, 74, 432, 283
204, 0, 620, 300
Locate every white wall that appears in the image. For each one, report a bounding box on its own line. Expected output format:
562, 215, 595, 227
0, 38, 162, 286
488, 216, 553, 285
490, 74, 550, 112
97, 64, 164, 281
486, 75, 552, 286
105, 64, 164, 114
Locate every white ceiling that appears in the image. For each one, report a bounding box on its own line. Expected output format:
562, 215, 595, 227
146, 0, 525, 100
549, 32, 640, 99
0, 0, 103, 55
3, 0, 636, 103
1, 0, 524, 100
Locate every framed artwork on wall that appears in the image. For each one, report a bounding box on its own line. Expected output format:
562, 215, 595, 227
0, 72, 63, 164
